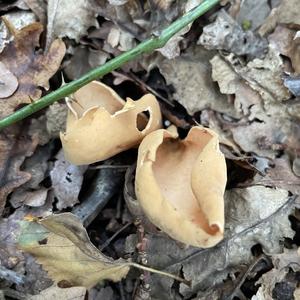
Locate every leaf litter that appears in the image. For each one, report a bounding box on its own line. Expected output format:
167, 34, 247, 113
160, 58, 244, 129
0, 0, 300, 299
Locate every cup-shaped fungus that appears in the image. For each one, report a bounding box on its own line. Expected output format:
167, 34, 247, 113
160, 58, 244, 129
60, 81, 162, 165
135, 126, 227, 248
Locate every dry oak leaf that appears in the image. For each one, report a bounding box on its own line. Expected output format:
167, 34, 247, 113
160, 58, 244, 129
135, 126, 227, 248
61, 81, 162, 165
0, 127, 38, 214
0, 20, 65, 118
18, 213, 130, 288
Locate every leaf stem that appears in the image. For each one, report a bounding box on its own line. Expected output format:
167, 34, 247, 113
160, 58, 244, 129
0, 0, 220, 130
130, 262, 191, 286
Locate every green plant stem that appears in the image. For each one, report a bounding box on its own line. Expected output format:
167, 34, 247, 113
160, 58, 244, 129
0, 0, 219, 130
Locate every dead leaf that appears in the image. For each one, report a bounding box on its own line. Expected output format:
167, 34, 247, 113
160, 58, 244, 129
269, 25, 300, 74
126, 186, 297, 298
283, 75, 300, 97
259, 0, 300, 36
64, 46, 109, 80
50, 150, 87, 210
253, 248, 300, 300
28, 284, 86, 300
0, 20, 65, 118
0, 11, 37, 53
10, 188, 48, 208
210, 52, 299, 159
0, 127, 38, 214
236, 0, 270, 30
45, 102, 67, 138
135, 126, 227, 248
0, 206, 53, 294
249, 156, 300, 195
24, 0, 47, 25
199, 10, 268, 60
46, 0, 99, 46
159, 46, 239, 117
18, 213, 131, 287
0, 62, 18, 98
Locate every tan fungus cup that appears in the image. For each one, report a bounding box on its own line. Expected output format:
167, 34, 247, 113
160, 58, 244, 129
60, 81, 162, 165
135, 126, 227, 248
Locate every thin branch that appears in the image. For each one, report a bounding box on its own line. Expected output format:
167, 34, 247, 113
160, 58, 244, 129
0, 0, 220, 131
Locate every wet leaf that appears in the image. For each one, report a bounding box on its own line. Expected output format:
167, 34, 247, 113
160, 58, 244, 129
18, 213, 131, 288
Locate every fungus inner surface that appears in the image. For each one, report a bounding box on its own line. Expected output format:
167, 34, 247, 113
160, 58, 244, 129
72, 83, 124, 118
152, 131, 218, 234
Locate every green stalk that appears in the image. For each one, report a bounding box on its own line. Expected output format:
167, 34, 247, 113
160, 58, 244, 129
0, 0, 219, 130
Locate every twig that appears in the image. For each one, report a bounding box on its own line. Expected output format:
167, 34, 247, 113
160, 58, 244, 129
0, 0, 220, 131
72, 167, 123, 226
0, 265, 26, 285
100, 222, 132, 251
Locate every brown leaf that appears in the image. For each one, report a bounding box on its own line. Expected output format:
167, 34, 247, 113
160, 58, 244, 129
18, 213, 130, 288
249, 157, 300, 195
259, 0, 300, 36
0, 62, 18, 98
269, 25, 300, 74
0, 127, 38, 214
159, 46, 238, 117
0, 20, 65, 118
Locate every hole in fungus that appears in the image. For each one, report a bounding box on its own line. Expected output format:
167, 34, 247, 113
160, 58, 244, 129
136, 109, 151, 132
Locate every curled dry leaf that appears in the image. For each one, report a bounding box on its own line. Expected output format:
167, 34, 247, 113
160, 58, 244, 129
61, 81, 162, 165
18, 213, 130, 288
135, 126, 227, 248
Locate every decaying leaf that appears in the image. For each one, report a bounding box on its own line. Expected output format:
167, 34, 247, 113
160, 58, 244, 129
64, 46, 109, 80
0, 11, 37, 53
249, 156, 300, 196
0, 61, 18, 98
253, 248, 300, 300
135, 126, 227, 248
269, 25, 300, 74
199, 10, 268, 60
18, 213, 131, 288
159, 46, 239, 117
50, 150, 87, 210
236, 0, 270, 30
126, 186, 297, 298
0, 128, 38, 214
210, 52, 299, 159
61, 81, 162, 165
0, 20, 65, 118
259, 0, 300, 36
28, 284, 86, 300
46, 0, 98, 46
